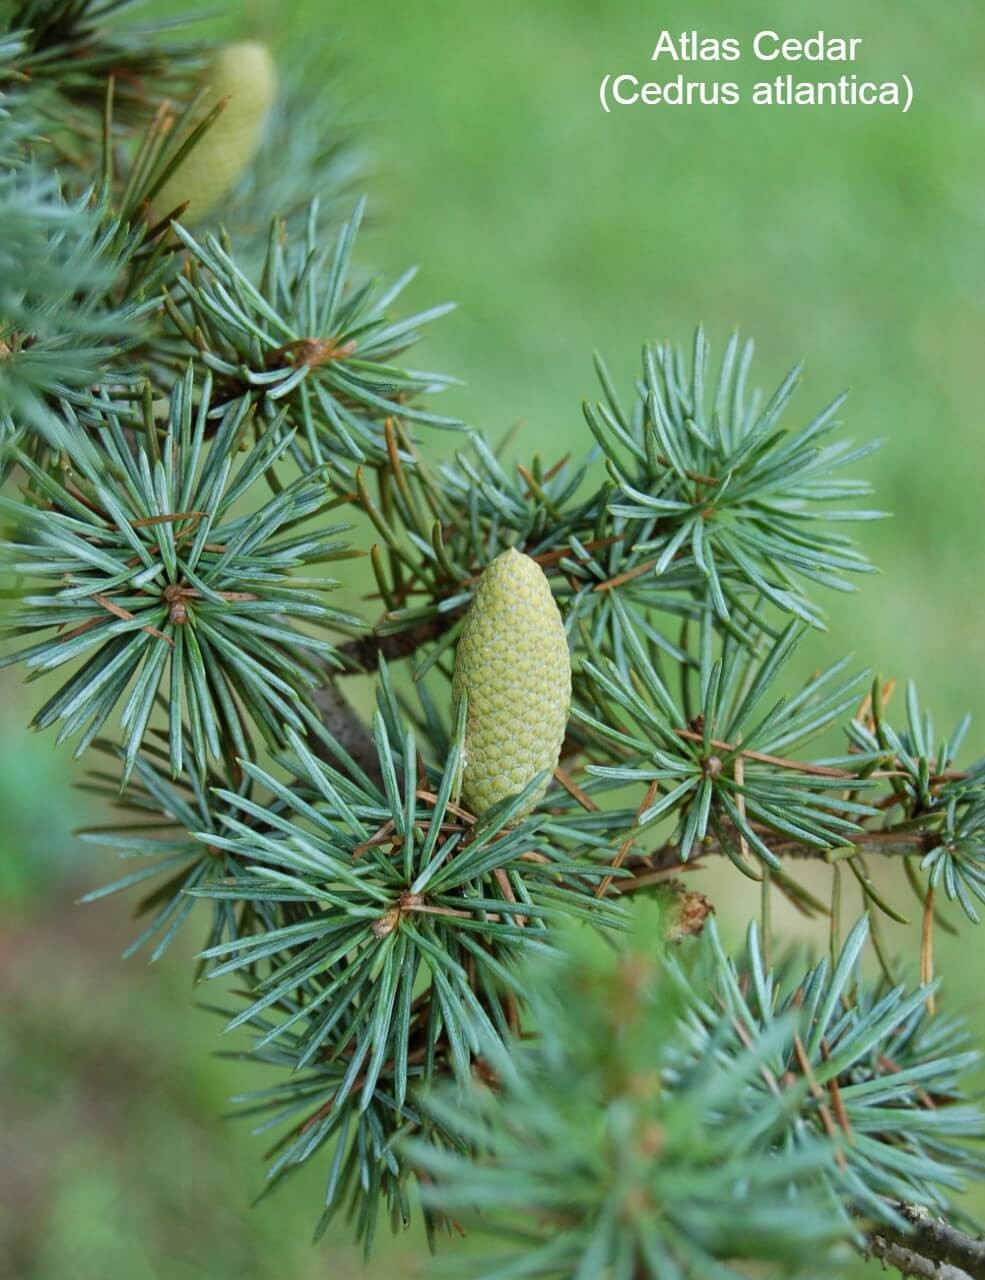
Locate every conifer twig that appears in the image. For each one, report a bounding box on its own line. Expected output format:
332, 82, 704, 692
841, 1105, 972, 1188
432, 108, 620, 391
614, 826, 936, 893
311, 679, 382, 785
865, 1204, 985, 1280
336, 616, 455, 672
864, 1233, 972, 1279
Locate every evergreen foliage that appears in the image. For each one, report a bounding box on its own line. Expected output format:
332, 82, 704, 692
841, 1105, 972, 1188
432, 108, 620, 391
2, 5, 984, 1277
409, 915, 984, 1278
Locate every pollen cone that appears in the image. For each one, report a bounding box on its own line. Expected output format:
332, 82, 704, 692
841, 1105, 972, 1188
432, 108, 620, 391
453, 547, 571, 816
155, 42, 277, 222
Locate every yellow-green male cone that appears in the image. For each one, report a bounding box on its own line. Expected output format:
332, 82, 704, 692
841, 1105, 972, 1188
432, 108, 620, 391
453, 548, 571, 816
154, 42, 277, 223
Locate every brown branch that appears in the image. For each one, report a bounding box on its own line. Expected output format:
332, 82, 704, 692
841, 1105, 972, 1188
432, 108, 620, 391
672, 726, 964, 782
865, 1204, 985, 1280
553, 765, 600, 813
336, 616, 451, 674
311, 679, 382, 785
597, 780, 659, 900
595, 558, 661, 593
675, 726, 856, 777
91, 592, 172, 646
864, 1232, 972, 1279
614, 827, 937, 894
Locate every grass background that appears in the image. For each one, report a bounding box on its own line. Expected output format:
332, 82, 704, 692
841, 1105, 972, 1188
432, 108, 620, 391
2, 1, 984, 1276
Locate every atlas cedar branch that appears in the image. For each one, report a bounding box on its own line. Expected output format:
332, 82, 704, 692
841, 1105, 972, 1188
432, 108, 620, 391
1, 7, 983, 1277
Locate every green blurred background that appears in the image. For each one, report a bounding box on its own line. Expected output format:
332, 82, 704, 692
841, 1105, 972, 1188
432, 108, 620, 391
3, 1, 984, 1276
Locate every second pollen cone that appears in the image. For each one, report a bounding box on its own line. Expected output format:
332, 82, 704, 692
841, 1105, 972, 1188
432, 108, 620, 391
154, 41, 277, 223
